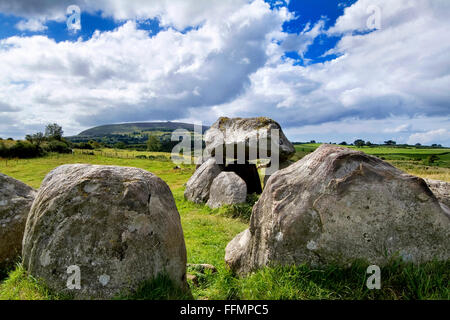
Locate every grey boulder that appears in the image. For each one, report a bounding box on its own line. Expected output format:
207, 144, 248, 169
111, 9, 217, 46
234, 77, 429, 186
226, 144, 450, 275
0, 173, 36, 266
204, 117, 295, 163
207, 172, 247, 209
184, 158, 223, 203
22, 164, 187, 299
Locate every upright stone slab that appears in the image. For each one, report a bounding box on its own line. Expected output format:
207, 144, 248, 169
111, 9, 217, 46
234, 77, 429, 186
184, 158, 223, 203
207, 172, 247, 209
22, 164, 187, 299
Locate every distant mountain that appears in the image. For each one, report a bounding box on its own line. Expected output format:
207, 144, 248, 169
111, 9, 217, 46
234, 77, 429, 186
77, 121, 209, 137
66, 121, 209, 146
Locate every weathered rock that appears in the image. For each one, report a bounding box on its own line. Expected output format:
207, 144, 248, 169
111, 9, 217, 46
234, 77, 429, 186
184, 158, 223, 203
425, 179, 450, 211
207, 172, 247, 209
22, 164, 187, 299
226, 144, 450, 275
186, 273, 199, 286
204, 117, 295, 163
0, 173, 36, 266
262, 160, 293, 188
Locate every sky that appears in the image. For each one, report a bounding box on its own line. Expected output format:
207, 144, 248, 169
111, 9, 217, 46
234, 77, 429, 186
0, 0, 449, 146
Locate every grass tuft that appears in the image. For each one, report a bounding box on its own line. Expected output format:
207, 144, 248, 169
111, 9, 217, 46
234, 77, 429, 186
0, 263, 57, 300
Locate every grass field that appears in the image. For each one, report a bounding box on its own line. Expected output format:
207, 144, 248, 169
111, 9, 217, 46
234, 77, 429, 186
0, 147, 449, 300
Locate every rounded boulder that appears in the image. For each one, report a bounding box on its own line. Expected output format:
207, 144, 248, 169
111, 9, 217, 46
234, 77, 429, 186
22, 164, 187, 299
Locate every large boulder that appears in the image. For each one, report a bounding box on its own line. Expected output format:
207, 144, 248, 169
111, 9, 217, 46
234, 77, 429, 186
184, 158, 223, 203
204, 117, 295, 163
226, 144, 450, 275
425, 179, 450, 210
0, 173, 36, 266
22, 164, 187, 299
207, 172, 247, 209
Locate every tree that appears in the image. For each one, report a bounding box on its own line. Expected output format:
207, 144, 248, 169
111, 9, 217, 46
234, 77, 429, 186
354, 139, 365, 147
114, 142, 126, 149
365, 141, 373, 146
45, 123, 63, 141
384, 140, 396, 145
147, 135, 162, 152
32, 132, 45, 147
25, 132, 45, 147
340, 141, 347, 145
415, 143, 421, 147
88, 140, 101, 149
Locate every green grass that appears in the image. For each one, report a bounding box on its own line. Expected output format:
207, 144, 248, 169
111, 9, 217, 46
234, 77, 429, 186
0, 264, 60, 300
0, 149, 449, 300
207, 260, 449, 300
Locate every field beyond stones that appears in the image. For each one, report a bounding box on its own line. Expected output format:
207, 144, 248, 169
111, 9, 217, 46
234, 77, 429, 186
0, 145, 449, 300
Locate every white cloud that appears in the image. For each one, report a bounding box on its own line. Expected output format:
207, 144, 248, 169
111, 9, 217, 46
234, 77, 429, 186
0, 1, 290, 136
281, 19, 325, 58
384, 124, 412, 133
0, 0, 254, 30
408, 129, 450, 145
0, 0, 449, 146
201, 0, 450, 144
15, 19, 48, 32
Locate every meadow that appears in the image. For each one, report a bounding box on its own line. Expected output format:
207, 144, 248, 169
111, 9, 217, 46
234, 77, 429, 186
0, 146, 449, 300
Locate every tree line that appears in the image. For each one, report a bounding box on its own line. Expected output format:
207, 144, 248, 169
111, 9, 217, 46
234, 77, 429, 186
0, 123, 72, 159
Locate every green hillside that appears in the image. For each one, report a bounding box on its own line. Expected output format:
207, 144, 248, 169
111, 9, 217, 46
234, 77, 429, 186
77, 122, 209, 137
67, 121, 209, 148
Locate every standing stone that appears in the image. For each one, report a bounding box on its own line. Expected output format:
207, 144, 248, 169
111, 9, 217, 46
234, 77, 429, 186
184, 158, 223, 203
207, 172, 247, 209
0, 173, 36, 266
226, 144, 450, 275
22, 164, 187, 299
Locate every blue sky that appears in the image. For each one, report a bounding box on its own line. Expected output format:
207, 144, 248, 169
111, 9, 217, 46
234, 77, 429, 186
0, 0, 449, 146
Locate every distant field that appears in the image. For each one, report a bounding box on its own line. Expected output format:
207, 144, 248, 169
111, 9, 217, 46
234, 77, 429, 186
294, 144, 450, 182
0, 147, 449, 300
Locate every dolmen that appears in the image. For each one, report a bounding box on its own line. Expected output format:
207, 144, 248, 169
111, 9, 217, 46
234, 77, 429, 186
184, 117, 295, 208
